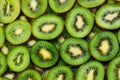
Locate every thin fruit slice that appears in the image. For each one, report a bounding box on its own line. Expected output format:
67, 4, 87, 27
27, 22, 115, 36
90, 31, 119, 61
46, 66, 73, 80
5, 20, 31, 45
60, 38, 90, 66
32, 15, 64, 40
7, 46, 30, 72
66, 7, 94, 38
0, 0, 20, 23
76, 61, 105, 80
18, 69, 42, 80
49, 0, 75, 13
30, 41, 59, 68
21, 0, 47, 18
0, 27, 5, 48
96, 4, 120, 30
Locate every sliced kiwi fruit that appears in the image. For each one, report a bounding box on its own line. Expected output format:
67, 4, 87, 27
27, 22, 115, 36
96, 4, 120, 30
7, 46, 30, 72
0, 27, 5, 48
49, 0, 75, 13
21, 0, 47, 18
60, 38, 90, 66
30, 41, 59, 68
0, 0, 20, 23
46, 66, 73, 80
76, 61, 105, 80
5, 20, 31, 45
77, 0, 105, 8
118, 29, 120, 43
66, 7, 94, 38
90, 31, 119, 61
32, 14, 64, 40
18, 69, 42, 80
0, 52, 7, 76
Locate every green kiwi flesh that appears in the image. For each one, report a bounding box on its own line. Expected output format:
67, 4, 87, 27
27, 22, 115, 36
0, 27, 5, 48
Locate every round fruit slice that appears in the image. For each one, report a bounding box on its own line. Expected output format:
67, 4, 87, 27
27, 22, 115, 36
49, 0, 75, 13
66, 7, 94, 38
76, 61, 105, 80
60, 38, 90, 66
0, 0, 20, 23
7, 46, 30, 72
0, 27, 5, 48
96, 4, 120, 30
90, 31, 119, 61
18, 69, 42, 80
46, 66, 73, 80
32, 15, 64, 40
0, 52, 7, 76
5, 20, 31, 45
21, 0, 47, 18
30, 41, 59, 68
77, 0, 105, 8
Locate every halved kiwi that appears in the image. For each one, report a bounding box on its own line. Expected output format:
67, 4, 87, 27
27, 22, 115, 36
76, 61, 105, 80
7, 46, 30, 72
32, 14, 64, 40
66, 7, 94, 38
0, 27, 5, 48
90, 31, 119, 61
60, 38, 90, 66
46, 66, 73, 80
21, 0, 47, 18
30, 41, 59, 68
0, 0, 20, 23
96, 4, 120, 30
5, 20, 31, 45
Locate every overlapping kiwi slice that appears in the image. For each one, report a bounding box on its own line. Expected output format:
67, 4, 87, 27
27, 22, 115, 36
60, 38, 90, 66
0, 0, 20, 23
0, 27, 5, 48
30, 41, 59, 68
76, 61, 105, 80
90, 31, 119, 61
66, 7, 94, 38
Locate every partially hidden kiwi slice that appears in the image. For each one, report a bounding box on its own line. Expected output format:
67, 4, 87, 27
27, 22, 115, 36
0, 0, 20, 23
60, 38, 90, 66
5, 20, 31, 45
7, 46, 30, 72
66, 7, 94, 38
18, 69, 42, 80
76, 61, 105, 80
96, 4, 120, 30
32, 14, 64, 40
0, 52, 7, 76
46, 66, 73, 80
21, 0, 47, 18
30, 41, 59, 68
77, 0, 105, 8
0, 27, 5, 48
90, 31, 119, 61
49, 0, 75, 13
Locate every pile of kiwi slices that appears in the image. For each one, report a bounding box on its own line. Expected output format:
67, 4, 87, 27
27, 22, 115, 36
1, 0, 120, 80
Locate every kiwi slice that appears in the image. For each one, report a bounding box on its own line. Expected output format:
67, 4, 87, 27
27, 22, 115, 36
18, 69, 42, 80
5, 20, 31, 45
49, 0, 75, 13
0, 0, 20, 23
46, 66, 73, 80
30, 41, 59, 68
77, 0, 105, 8
60, 38, 90, 66
32, 14, 64, 40
21, 0, 47, 18
96, 4, 120, 30
90, 31, 119, 61
76, 61, 105, 80
66, 7, 94, 38
118, 30, 120, 43
0, 52, 7, 76
0, 27, 5, 48
7, 46, 30, 72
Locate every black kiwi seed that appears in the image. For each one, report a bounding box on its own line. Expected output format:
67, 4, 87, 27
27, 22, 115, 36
90, 31, 119, 61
